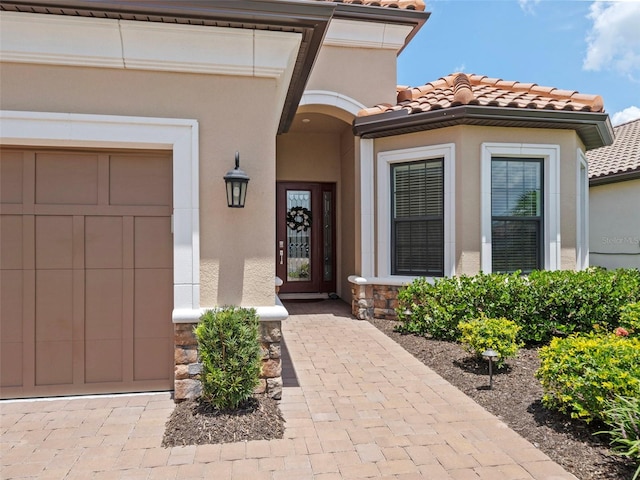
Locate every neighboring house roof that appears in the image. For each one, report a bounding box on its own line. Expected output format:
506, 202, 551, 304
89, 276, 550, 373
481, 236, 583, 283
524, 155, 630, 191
315, 0, 425, 11
587, 118, 640, 185
354, 72, 614, 150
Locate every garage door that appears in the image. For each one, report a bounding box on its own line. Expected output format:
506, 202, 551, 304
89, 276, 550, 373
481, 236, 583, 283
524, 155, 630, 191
0, 148, 173, 398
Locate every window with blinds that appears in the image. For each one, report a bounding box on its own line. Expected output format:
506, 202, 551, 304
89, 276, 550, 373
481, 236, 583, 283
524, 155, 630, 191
491, 158, 543, 273
391, 159, 444, 276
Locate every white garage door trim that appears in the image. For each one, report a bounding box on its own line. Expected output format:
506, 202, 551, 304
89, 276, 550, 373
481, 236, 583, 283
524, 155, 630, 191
0, 110, 200, 320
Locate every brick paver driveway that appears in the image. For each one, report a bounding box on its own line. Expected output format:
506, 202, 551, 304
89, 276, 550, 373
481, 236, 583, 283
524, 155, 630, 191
0, 300, 577, 479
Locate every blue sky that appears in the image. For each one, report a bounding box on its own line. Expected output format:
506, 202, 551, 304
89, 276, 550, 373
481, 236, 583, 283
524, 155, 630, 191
397, 0, 640, 125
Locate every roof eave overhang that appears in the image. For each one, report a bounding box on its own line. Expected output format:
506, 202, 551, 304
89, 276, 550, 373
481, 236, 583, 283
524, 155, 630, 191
0, 0, 337, 134
331, 4, 429, 54
353, 105, 615, 150
589, 168, 640, 186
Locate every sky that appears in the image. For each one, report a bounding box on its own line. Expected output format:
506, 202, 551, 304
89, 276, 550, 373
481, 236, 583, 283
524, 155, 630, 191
397, 0, 640, 126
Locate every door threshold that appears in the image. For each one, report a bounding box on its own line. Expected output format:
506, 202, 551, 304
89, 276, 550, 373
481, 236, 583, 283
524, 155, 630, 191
279, 293, 330, 300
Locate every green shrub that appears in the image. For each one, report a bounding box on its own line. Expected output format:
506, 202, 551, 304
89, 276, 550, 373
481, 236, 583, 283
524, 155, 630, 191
598, 395, 640, 480
458, 315, 523, 367
620, 302, 640, 337
396, 268, 640, 344
535, 333, 640, 422
194, 307, 261, 410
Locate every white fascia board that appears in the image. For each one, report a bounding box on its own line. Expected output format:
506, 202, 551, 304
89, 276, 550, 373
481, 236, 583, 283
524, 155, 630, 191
324, 19, 413, 51
0, 11, 302, 80
0, 11, 124, 68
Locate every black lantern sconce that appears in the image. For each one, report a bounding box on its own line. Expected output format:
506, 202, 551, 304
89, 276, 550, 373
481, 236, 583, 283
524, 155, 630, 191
223, 152, 250, 208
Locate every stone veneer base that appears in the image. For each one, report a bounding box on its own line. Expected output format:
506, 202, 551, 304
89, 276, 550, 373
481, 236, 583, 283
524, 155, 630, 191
173, 320, 283, 402
351, 282, 401, 320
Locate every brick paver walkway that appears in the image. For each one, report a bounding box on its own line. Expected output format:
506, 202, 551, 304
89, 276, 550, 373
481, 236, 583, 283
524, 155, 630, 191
0, 300, 577, 479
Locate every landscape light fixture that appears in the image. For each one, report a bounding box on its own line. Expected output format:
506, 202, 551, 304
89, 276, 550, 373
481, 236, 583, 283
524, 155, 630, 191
482, 348, 499, 390
224, 152, 250, 208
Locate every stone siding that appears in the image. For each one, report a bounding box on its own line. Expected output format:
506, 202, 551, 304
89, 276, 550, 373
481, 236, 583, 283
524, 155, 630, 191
173, 320, 283, 402
351, 283, 401, 320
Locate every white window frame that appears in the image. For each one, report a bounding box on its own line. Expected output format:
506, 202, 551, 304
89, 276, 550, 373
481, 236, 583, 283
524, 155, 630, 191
377, 144, 456, 282
576, 149, 589, 270
481, 142, 560, 273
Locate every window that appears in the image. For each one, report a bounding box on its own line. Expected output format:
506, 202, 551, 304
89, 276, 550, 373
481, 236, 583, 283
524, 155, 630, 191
376, 144, 455, 279
491, 158, 543, 273
481, 143, 560, 274
391, 159, 444, 276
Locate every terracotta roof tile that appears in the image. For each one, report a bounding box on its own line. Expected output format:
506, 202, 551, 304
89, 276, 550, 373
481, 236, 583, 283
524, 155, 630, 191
587, 118, 640, 180
314, 0, 425, 11
358, 73, 605, 117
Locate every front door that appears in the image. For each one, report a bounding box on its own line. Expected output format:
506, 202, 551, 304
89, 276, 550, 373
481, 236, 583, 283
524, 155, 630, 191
276, 182, 336, 294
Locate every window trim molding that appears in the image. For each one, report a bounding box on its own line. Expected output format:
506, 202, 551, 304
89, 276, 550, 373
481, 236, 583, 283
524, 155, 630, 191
576, 149, 589, 270
377, 143, 455, 279
481, 142, 560, 273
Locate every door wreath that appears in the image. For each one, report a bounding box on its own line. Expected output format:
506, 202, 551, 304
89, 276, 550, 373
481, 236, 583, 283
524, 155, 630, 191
287, 207, 312, 232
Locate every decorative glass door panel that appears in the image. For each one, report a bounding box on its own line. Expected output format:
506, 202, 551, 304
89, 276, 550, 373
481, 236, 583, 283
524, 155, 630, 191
276, 182, 336, 294
286, 190, 312, 282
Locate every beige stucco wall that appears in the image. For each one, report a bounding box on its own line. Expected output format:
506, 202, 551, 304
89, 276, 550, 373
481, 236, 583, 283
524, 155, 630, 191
276, 132, 342, 183
306, 45, 397, 108
373, 125, 584, 275
590, 178, 640, 270
339, 128, 357, 300
1, 62, 280, 307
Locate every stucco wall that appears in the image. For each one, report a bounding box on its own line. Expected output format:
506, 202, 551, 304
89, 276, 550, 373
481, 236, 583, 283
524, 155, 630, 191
1, 62, 280, 307
339, 129, 357, 300
306, 45, 397, 108
373, 125, 584, 275
276, 132, 342, 183
590, 178, 640, 270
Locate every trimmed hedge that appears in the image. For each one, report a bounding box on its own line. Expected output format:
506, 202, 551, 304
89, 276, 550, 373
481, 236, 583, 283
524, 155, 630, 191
396, 268, 640, 344
536, 333, 640, 423
194, 307, 261, 410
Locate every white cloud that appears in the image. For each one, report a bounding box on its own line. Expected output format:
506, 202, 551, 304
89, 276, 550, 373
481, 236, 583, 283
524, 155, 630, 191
518, 0, 541, 15
611, 106, 640, 126
453, 64, 466, 73
583, 0, 640, 78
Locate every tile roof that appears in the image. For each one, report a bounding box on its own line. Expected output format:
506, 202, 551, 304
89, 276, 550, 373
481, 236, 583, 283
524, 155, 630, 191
358, 72, 605, 117
315, 0, 425, 10
587, 118, 640, 182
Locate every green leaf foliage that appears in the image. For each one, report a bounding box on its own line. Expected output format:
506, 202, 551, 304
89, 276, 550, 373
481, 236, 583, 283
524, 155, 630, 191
396, 268, 640, 344
598, 395, 640, 480
620, 302, 640, 337
194, 307, 261, 410
535, 333, 640, 423
458, 315, 523, 368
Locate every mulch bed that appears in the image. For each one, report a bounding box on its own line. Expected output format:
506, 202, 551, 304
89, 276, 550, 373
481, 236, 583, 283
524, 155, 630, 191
368, 317, 637, 480
162, 394, 284, 447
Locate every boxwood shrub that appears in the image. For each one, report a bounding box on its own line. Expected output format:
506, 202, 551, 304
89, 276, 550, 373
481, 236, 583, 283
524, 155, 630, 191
396, 268, 640, 344
536, 333, 640, 423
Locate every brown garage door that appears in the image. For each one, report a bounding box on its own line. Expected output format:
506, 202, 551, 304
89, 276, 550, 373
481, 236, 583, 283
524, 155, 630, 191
0, 148, 173, 398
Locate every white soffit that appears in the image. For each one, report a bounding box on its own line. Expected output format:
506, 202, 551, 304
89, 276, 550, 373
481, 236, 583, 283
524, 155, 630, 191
0, 11, 302, 78
324, 19, 413, 51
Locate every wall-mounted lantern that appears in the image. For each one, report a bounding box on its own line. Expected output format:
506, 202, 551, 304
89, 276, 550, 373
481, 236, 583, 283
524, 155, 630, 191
224, 152, 250, 208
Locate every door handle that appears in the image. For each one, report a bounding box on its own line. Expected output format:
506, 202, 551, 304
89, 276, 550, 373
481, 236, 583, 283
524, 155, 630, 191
279, 250, 284, 265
